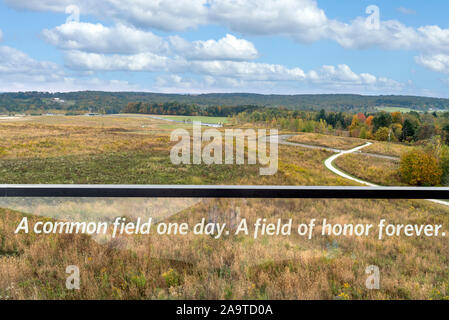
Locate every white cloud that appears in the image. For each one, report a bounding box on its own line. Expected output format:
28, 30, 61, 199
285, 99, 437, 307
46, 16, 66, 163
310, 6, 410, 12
2, 0, 441, 93
169, 34, 258, 61
326, 21, 449, 55
55, 29, 401, 91
304, 64, 401, 91
0, 46, 61, 76
43, 22, 258, 61
0, 34, 69, 91
0, 76, 140, 93
308, 65, 362, 83
59, 42, 400, 92
209, 0, 328, 42
5, 0, 209, 32
154, 74, 273, 94
208, 1, 449, 58
306, 64, 402, 91
0, 44, 140, 92
417, 26, 449, 54
4, 0, 329, 39
54, 77, 141, 92
0, 30, 3, 42
153, 62, 401, 94
189, 61, 400, 90
153, 69, 403, 95
64, 51, 171, 72
96, 0, 209, 32
326, 18, 417, 50
6, 0, 325, 36
415, 54, 449, 73
4, 0, 74, 11
64, 51, 304, 81
42, 22, 168, 54
8, 1, 449, 57
187, 60, 306, 81
0, 38, 403, 94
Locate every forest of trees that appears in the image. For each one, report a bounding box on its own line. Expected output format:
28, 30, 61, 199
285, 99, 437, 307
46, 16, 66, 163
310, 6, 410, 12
3, 91, 449, 114
122, 101, 260, 117
233, 107, 449, 145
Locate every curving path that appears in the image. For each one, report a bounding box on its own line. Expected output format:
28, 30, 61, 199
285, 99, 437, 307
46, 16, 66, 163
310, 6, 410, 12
268, 134, 449, 207
316, 139, 449, 207
323, 142, 377, 187
276, 134, 399, 161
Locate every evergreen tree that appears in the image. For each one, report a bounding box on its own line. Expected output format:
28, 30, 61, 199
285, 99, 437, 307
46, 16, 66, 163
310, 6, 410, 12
402, 119, 415, 141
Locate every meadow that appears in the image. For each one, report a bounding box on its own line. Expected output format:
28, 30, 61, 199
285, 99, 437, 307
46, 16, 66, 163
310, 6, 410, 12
335, 154, 403, 186
1, 198, 448, 300
287, 132, 412, 157
288, 133, 365, 150
0, 115, 448, 300
0, 116, 348, 186
375, 107, 417, 113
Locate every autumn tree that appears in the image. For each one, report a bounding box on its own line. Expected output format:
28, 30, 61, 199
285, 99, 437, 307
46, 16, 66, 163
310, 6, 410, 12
350, 115, 359, 128
359, 126, 368, 139
349, 115, 360, 137
391, 123, 403, 141
391, 112, 403, 124
357, 113, 366, 123
400, 149, 442, 186
415, 124, 436, 141
374, 127, 390, 141
365, 115, 374, 127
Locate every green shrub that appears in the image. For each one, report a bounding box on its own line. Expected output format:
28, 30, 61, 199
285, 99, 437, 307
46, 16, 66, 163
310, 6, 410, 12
374, 127, 390, 141
162, 268, 181, 288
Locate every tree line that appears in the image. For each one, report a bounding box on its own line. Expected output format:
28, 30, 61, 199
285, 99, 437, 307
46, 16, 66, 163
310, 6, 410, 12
122, 101, 260, 117
3, 91, 449, 114
234, 107, 449, 144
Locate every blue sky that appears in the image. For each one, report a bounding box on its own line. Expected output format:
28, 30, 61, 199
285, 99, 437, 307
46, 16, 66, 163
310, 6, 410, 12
0, 0, 449, 97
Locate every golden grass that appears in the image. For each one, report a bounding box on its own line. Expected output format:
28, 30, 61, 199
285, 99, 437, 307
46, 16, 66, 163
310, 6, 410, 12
0, 117, 178, 159
288, 133, 365, 150
288, 132, 413, 158
0, 116, 354, 186
364, 142, 413, 158
1, 197, 448, 300
334, 154, 404, 186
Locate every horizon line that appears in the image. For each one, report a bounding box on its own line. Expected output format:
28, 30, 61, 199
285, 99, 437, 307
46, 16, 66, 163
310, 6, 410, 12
1, 91, 447, 100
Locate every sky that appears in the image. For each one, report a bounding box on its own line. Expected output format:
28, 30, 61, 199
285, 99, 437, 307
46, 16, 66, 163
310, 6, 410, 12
0, 0, 449, 97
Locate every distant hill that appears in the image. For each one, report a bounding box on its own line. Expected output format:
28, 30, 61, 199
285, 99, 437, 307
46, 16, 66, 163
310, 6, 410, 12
1, 91, 449, 114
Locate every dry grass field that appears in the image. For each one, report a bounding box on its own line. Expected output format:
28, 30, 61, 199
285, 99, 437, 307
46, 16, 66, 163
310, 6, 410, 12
1, 198, 448, 300
334, 154, 404, 186
363, 142, 413, 158
0, 116, 350, 186
288, 132, 413, 157
0, 115, 448, 300
288, 133, 365, 150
